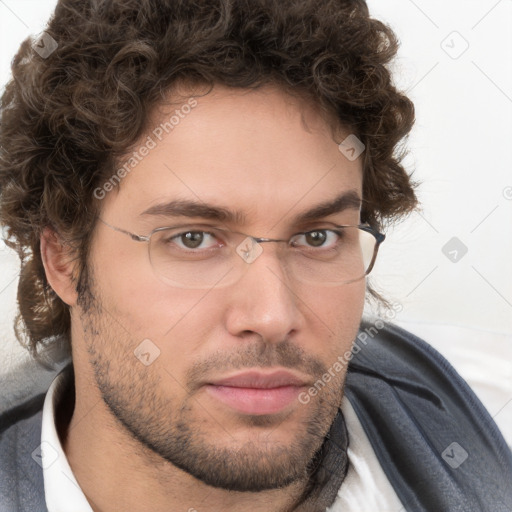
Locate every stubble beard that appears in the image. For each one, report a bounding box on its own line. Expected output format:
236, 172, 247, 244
77, 279, 345, 493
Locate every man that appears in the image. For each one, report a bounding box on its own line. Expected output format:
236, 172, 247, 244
0, 0, 510, 511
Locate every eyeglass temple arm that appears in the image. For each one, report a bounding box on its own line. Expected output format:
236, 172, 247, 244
97, 217, 150, 242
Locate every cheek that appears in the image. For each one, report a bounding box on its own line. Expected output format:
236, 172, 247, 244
302, 282, 365, 400
304, 279, 366, 358
89, 240, 219, 345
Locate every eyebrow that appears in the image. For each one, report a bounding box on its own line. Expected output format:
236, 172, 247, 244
140, 190, 361, 225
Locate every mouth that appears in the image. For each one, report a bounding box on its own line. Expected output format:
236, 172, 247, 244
204, 370, 310, 415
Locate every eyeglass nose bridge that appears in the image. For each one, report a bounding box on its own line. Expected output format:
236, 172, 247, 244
252, 236, 289, 245
234, 235, 290, 266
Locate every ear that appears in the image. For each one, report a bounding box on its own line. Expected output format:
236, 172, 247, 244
40, 227, 78, 307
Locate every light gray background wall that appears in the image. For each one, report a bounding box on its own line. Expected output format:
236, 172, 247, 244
1, 1, 511, 441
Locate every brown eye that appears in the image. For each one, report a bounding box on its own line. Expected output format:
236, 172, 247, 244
291, 229, 340, 250
180, 232, 205, 249
168, 231, 219, 250
304, 230, 327, 247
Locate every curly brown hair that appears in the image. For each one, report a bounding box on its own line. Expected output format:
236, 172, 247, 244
0, 0, 417, 358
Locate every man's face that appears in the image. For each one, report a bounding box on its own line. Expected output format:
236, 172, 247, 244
75, 85, 365, 492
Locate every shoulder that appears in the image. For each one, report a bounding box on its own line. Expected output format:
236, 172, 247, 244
346, 320, 512, 511
0, 393, 48, 511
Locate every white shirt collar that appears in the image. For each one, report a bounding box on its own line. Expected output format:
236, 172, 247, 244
328, 397, 404, 511
41, 370, 93, 512
41, 371, 403, 512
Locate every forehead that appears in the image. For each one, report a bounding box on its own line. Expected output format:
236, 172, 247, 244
100, 85, 363, 230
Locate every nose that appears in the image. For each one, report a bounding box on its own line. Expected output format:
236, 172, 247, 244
224, 244, 304, 344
